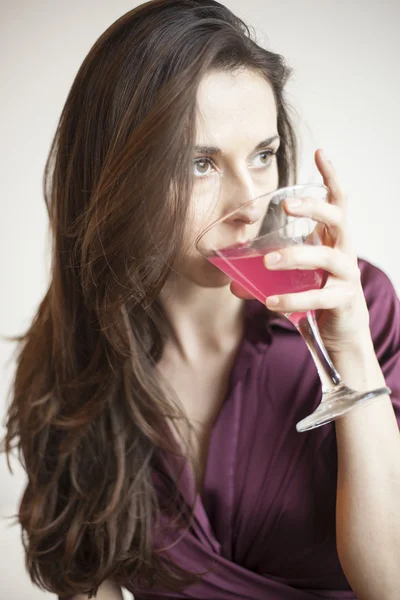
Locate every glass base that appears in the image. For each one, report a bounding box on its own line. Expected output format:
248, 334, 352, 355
296, 383, 392, 433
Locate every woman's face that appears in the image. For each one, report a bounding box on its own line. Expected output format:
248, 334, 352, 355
177, 68, 280, 287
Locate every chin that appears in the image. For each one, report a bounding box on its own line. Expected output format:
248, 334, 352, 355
176, 253, 234, 288
198, 260, 233, 288
178, 258, 231, 288
202, 274, 232, 288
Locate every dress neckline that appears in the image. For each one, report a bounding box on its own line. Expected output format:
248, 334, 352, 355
157, 299, 298, 549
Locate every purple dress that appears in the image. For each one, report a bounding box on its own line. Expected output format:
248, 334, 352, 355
61, 258, 400, 599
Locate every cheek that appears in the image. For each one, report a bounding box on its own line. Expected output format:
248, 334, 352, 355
175, 197, 230, 287
259, 160, 279, 192
272, 161, 280, 187
174, 246, 232, 288
184, 179, 222, 244
182, 162, 281, 254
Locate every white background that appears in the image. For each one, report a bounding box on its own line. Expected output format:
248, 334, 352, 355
1, 0, 399, 598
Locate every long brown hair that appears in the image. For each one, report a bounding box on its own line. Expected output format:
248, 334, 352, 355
3, 0, 297, 596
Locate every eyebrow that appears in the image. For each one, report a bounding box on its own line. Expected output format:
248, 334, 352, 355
194, 135, 280, 156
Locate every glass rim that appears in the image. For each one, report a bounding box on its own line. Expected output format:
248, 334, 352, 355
195, 182, 329, 251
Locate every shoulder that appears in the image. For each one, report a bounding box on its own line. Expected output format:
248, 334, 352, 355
358, 258, 400, 420
358, 257, 399, 303
357, 257, 400, 350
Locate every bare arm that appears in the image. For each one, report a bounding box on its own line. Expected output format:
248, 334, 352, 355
333, 343, 400, 600
70, 579, 124, 600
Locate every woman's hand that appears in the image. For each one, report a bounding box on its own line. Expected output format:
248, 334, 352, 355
230, 149, 372, 355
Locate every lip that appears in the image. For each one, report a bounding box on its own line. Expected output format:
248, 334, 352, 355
230, 239, 250, 248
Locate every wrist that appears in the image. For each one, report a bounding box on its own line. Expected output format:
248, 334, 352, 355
330, 338, 386, 391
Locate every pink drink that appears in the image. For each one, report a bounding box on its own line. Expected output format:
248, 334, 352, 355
208, 246, 326, 327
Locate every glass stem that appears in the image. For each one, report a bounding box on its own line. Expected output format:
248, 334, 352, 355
295, 311, 342, 394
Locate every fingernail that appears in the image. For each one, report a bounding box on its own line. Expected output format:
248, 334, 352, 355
264, 252, 281, 266
322, 150, 332, 164
285, 197, 302, 208
266, 296, 280, 307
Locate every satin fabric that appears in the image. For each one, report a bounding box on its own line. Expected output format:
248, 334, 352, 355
61, 258, 400, 599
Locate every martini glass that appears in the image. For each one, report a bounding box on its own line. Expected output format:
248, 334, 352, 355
195, 183, 391, 432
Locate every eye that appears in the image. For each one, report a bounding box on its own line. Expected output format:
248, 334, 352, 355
194, 158, 215, 178
252, 149, 277, 169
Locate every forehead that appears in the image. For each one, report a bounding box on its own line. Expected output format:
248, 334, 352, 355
195, 69, 278, 146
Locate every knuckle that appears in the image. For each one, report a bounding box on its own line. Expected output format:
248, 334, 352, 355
282, 295, 293, 311
351, 264, 361, 281
334, 205, 345, 224
302, 196, 313, 209
342, 285, 356, 301
322, 298, 332, 310
285, 248, 296, 263
324, 246, 335, 267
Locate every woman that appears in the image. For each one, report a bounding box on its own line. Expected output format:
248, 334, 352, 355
4, 1, 400, 599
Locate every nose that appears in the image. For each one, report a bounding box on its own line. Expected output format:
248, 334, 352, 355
217, 167, 265, 227
224, 200, 263, 226
218, 167, 258, 214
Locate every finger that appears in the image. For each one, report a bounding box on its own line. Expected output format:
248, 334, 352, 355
265, 284, 355, 312
315, 148, 347, 208
263, 245, 360, 282
284, 190, 355, 255
284, 195, 344, 232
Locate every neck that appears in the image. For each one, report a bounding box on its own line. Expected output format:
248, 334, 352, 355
159, 273, 246, 364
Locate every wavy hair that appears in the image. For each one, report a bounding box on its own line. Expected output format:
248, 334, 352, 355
3, 0, 297, 596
